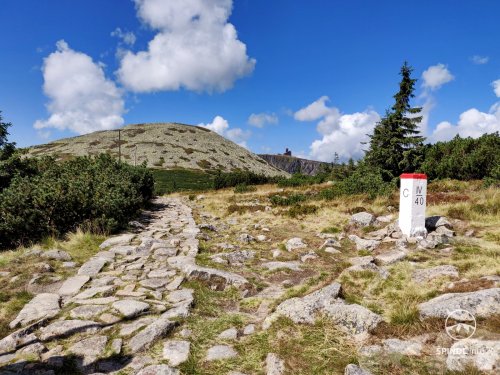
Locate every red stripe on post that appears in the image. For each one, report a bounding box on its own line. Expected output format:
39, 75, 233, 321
400, 173, 427, 179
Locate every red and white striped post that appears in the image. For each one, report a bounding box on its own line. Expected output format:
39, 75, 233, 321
399, 173, 427, 237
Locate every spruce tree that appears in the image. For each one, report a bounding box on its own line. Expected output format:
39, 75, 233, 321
365, 62, 425, 181
0, 110, 16, 160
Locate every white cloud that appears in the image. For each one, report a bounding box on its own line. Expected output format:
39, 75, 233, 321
294, 96, 334, 122
295, 96, 380, 161
430, 105, 500, 142
111, 27, 136, 45
34, 40, 125, 135
199, 115, 250, 148
471, 55, 489, 65
492, 79, 500, 97
247, 112, 278, 128
117, 0, 255, 93
422, 63, 454, 90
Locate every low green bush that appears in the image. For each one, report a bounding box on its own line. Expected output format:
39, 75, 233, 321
234, 183, 257, 193
269, 193, 307, 206
0, 154, 153, 249
213, 170, 275, 190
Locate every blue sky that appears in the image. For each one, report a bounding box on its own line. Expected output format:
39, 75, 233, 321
1, 0, 499, 161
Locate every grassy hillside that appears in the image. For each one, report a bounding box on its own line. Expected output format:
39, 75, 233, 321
26, 122, 287, 178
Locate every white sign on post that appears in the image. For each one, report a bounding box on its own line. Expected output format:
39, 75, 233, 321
399, 173, 427, 237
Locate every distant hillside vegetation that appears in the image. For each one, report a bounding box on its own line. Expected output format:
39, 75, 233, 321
258, 154, 330, 176
26, 123, 287, 177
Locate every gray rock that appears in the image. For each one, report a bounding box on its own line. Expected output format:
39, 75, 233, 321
111, 338, 122, 354
348, 235, 380, 251
110, 245, 137, 256
9, 293, 61, 329
446, 339, 500, 372
62, 261, 77, 268
412, 265, 459, 283
148, 269, 176, 278
349, 256, 374, 266
243, 324, 255, 335
73, 285, 115, 300
119, 317, 156, 336
163, 340, 190, 366
70, 305, 107, 319
78, 257, 107, 276
139, 278, 169, 289
218, 327, 238, 340
166, 276, 185, 291
350, 212, 375, 227
128, 317, 177, 352
199, 223, 217, 231
212, 250, 255, 265
285, 237, 307, 251
321, 238, 341, 249
16, 341, 46, 358
112, 299, 150, 318
435, 226, 455, 237
323, 301, 382, 336
344, 364, 373, 375
301, 252, 318, 262
42, 249, 72, 261
374, 250, 406, 265
266, 352, 285, 375
99, 233, 135, 249
137, 364, 180, 375
205, 345, 238, 361
325, 247, 341, 254
167, 289, 194, 304
0, 322, 43, 355
39, 319, 101, 341
73, 296, 118, 305
425, 216, 452, 231
419, 288, 500, 319
261, 261, 302, 271
68, 335, 107, 363
239, 233, 254, 243
382, 338, 422, 356
263, 282, 341, 327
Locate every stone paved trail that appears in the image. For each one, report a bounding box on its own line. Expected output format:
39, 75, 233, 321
0, 197, 208, 375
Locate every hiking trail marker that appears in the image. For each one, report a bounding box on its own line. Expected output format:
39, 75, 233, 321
399, 173, 427, 237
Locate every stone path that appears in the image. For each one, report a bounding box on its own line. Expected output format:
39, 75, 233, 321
0, 197, 204, 374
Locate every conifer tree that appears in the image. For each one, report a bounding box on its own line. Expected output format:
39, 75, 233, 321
0, 110, 16, 160
365, 62, 425, 181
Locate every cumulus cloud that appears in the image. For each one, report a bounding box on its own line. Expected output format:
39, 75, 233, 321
471, 55, 489, 65
247, 112, 278, 128
199, 115, 250, 148
430, 105, 500, 142
422, 63, 454, 90
116, 0, 255, 93
429, 81, 500, 142
111, 27, 136, 45
294, 97, 380, 161
34, 40, 125, 135
492, 79, 500, 97
294, 96, 334, 122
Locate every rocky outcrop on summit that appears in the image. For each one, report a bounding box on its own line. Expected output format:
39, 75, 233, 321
258, 154, 330, 176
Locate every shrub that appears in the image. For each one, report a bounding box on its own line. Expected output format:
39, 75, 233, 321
287, 204, 318, 218
0, 154, 153, 249
421, 133, 500, 181
213, 170, 275, 190
269, 193, 307, 206
234, 183, 257, 194
320, 164, 394, 200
